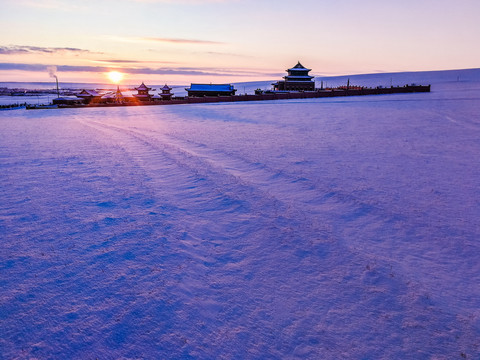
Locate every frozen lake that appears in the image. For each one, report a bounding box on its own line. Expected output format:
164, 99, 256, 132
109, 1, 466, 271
1, 72, 480, 359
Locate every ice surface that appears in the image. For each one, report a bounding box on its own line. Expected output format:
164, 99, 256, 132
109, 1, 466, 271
1, 70, 480, 359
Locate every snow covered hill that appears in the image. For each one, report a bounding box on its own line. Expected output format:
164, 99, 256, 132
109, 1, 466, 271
1, 69, 479, 359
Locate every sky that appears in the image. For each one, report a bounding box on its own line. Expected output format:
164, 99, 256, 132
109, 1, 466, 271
0, 0, 479, 85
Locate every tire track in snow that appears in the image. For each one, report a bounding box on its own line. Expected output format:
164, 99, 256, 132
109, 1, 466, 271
75, 118, 480, 359
76, 121, 408, 282
83, 119, 418, 270
143, 123, 480, 317
0, 110, 477, 358
82, 119, 377, 245
80, 119, 335, 248
80, 118, 457, 280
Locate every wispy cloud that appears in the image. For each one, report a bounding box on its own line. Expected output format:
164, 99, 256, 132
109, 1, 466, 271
0, 63, 48, 72
142, 37, 225, 45
0, 45, 101, 55
201, 51, 253, 58
0, 62, 261, 77
107, 35, 225, 46
92, 59, 177, 65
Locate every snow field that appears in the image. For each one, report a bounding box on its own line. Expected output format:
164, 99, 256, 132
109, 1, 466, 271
1, 73, 480, 359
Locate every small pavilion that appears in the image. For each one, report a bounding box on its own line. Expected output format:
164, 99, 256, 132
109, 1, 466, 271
159, 84, 174, 100
133, 82, 154, 101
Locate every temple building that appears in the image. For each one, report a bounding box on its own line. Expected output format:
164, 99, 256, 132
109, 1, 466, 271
77, 89, 102, 103
272, 62, 315, 91
133, 82, 153, 101
159, 84, 174, 100
52, 96, 84, 106
185, 84, 236, 97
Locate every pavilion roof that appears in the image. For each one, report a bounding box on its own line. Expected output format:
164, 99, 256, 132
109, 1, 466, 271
135, 82, 152, 91
77, 89, 101, 97
287, 61, 312, 72
284, 75, 315, 80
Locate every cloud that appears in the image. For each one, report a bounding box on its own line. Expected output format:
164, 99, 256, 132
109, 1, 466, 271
92, 59, 177, 65
94, 59, 150, 64
0, 45, 101, 55
0, 62, 261, 77
0, 63, 47, 71
201, 51, 253, 58
140, 37, 225, 45
107, 35, 225, 46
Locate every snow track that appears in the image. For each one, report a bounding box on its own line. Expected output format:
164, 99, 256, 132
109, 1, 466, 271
1, 77, 480, 359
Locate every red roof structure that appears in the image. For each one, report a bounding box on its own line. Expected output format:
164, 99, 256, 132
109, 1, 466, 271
135, 82, 152, 91
159, 84, 174, 100
133, 82, 153, 101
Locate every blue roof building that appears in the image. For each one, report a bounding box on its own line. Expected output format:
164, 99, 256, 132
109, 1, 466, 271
185, 83, 236, 97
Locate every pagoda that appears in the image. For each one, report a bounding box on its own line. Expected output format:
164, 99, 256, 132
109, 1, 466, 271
159, 84, 174, 100
272, 62, 315, 91
114, 86, 124, 104
133, 82, 153, 101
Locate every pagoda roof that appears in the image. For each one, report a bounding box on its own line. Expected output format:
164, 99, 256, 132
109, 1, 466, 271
135, 82, 152, 91
161, 84, 172, 90
287, 61, 311, 72
284, 75, 315, 80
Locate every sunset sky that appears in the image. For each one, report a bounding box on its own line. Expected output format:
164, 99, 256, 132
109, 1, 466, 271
1, 0, 479, 85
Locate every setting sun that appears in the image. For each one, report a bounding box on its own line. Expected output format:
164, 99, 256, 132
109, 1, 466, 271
107, 71, 124, 84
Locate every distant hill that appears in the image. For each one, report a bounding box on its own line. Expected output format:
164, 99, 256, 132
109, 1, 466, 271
314, 68, 480, 88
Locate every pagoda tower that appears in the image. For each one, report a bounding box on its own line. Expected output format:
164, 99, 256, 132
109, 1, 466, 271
114, 86, 124, 104
133, 82, 153, 101
272, 62, 315, 91
159, 84, 174, 100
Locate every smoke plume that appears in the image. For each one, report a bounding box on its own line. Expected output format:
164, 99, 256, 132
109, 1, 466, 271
47, 65, 57, 78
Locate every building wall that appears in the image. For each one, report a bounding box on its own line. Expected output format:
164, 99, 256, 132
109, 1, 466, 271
274, 81, 315, 91
187, 90, 235, 97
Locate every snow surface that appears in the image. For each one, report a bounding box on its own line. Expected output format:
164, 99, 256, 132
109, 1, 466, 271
1, 70, 480, 359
